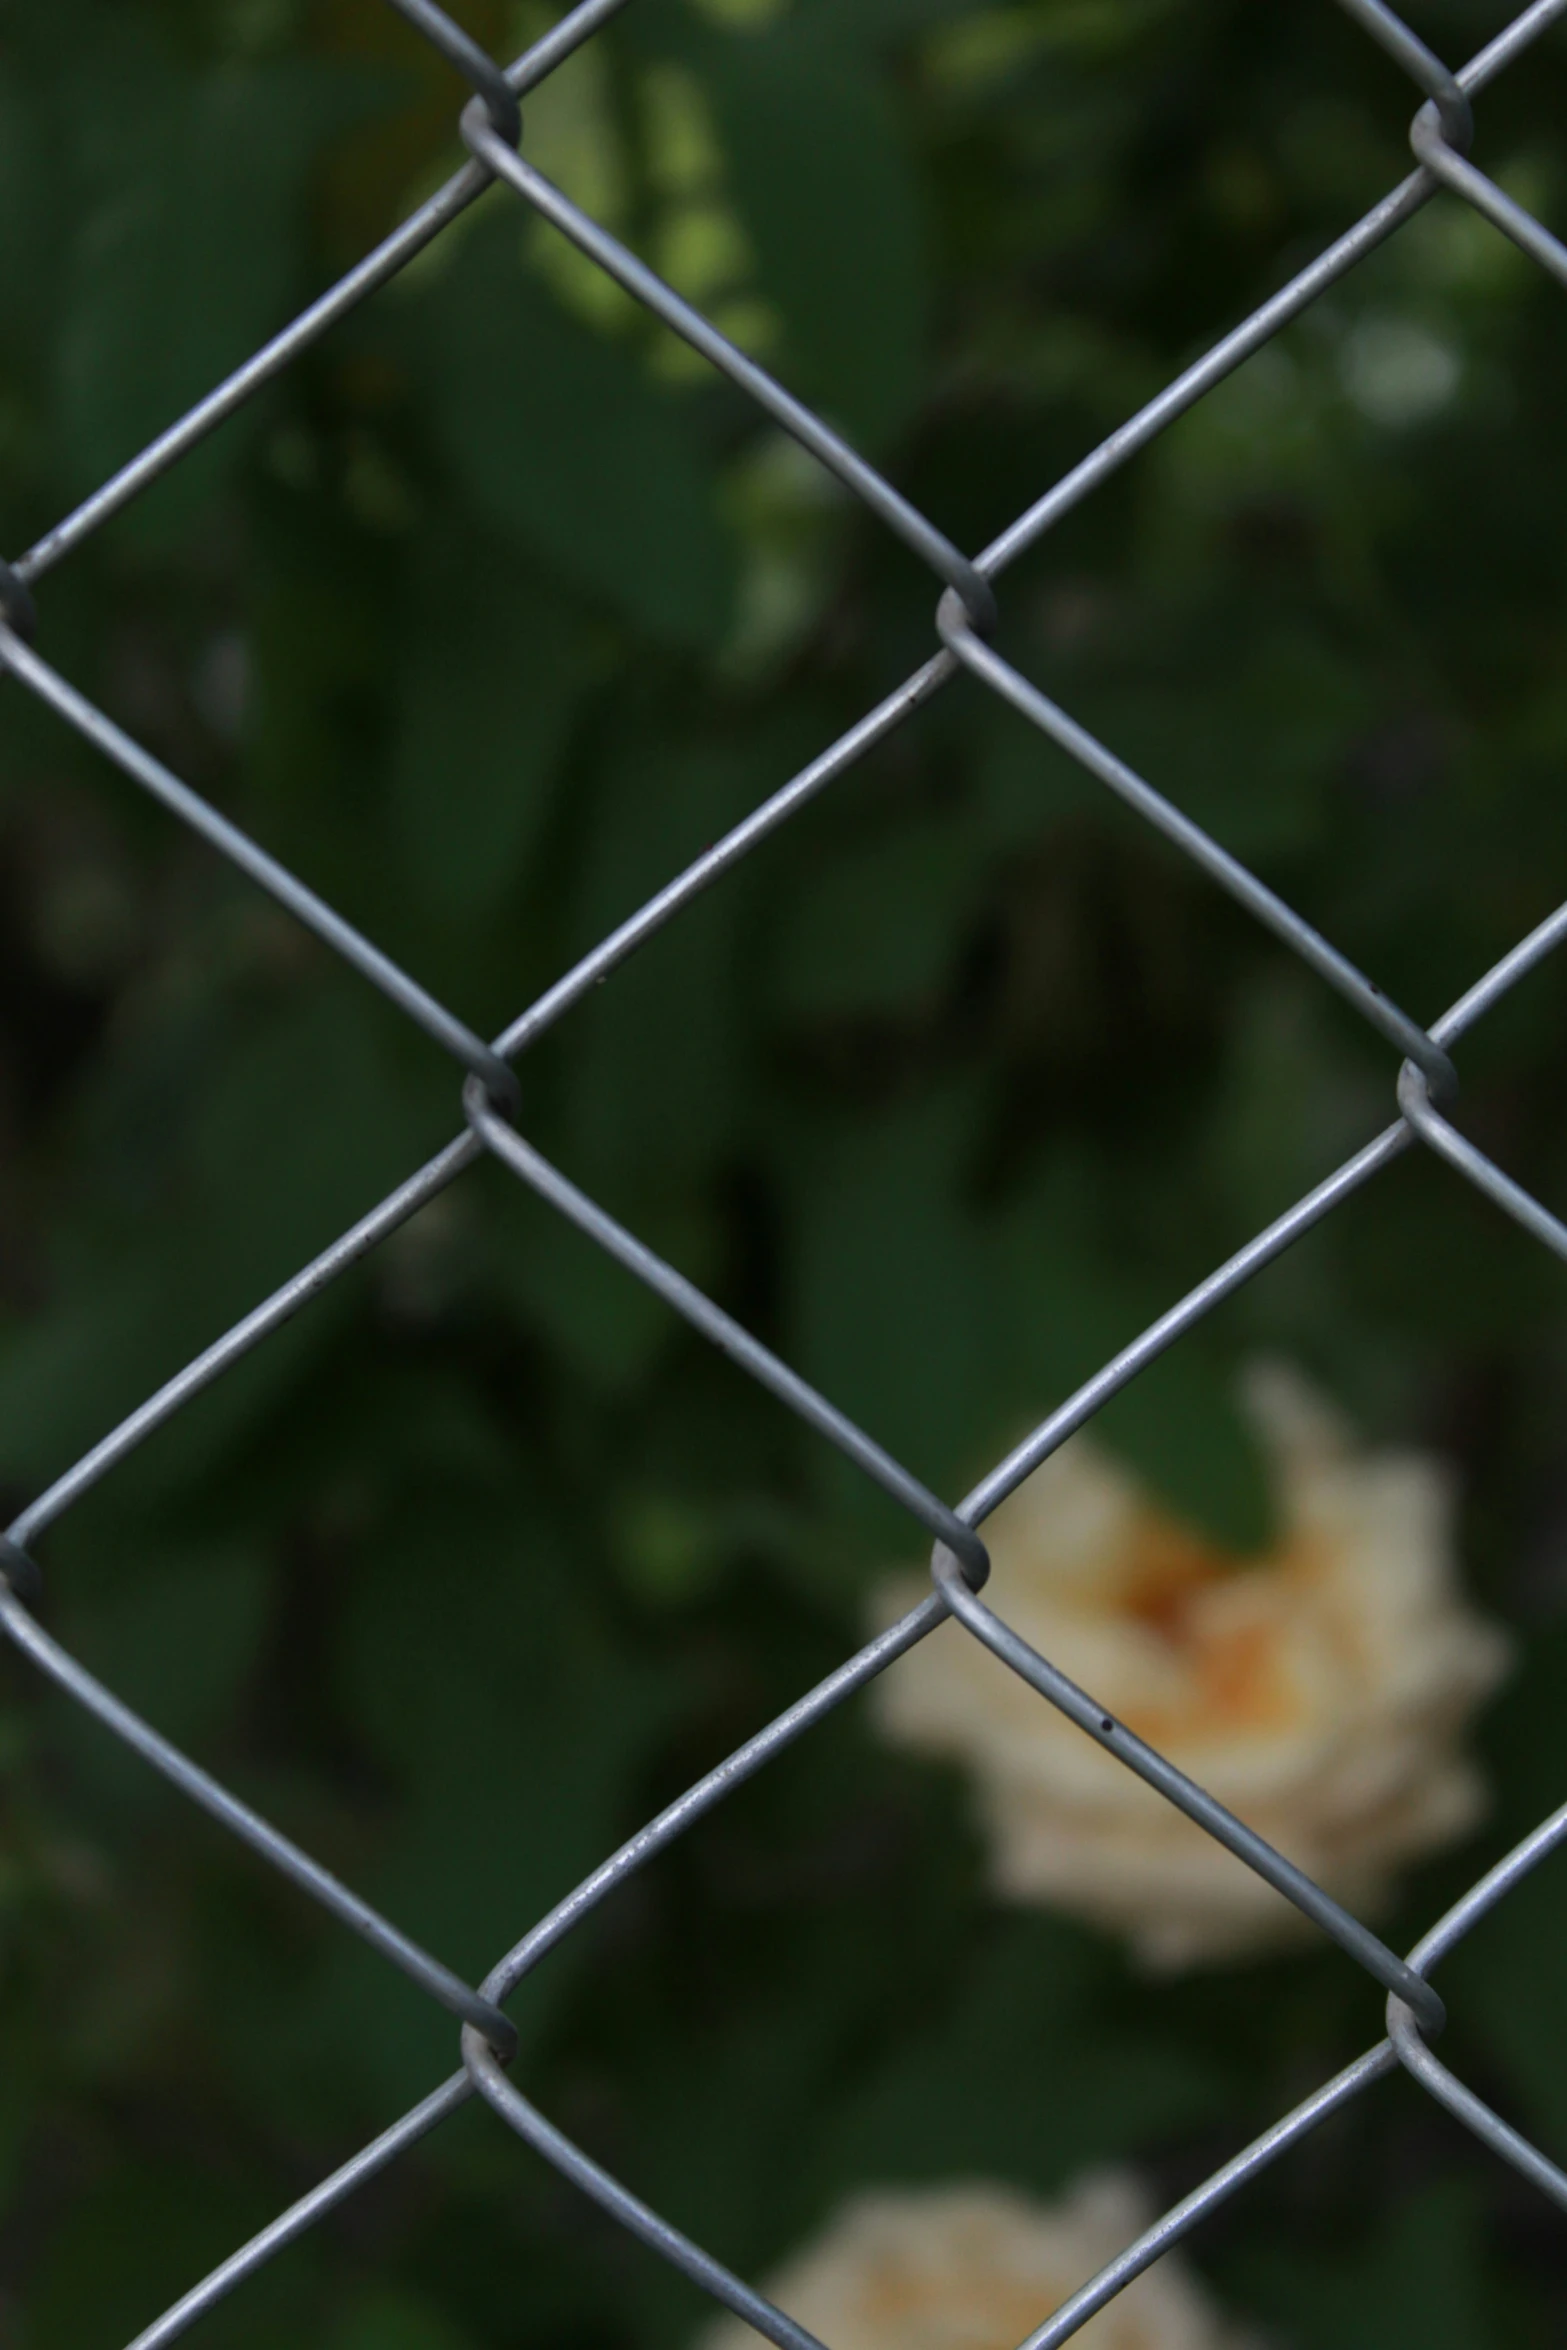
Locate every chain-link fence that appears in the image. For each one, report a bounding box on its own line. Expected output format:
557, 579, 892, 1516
2, 0, 1566, 2341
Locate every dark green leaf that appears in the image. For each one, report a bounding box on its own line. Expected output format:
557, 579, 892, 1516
697, 25, 927, 446
773, 812, 988, 1017
410, 219, 735, 645
55, 1532, 271, 1751
58, 58, 377, 530
1232, 2184, 1495, 2350
816, 1916, 1217, 2194
319, 1501, 675, 2101
392, 530, 597, 912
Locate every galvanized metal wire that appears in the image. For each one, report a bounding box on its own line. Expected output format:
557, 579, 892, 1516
5, 0, 1567, 2339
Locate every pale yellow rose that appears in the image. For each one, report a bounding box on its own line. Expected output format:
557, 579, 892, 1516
873, 1365, 1511, 1967
696, 2176, 1241, 2350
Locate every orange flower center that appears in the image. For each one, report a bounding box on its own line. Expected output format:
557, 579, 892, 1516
1108, 1508, 1314, 1745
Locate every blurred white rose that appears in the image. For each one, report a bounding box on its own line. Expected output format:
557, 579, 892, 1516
873, 1364, 1511, 1967
696, 2175, 1240, 2350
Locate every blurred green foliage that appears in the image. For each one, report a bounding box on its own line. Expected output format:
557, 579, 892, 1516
1, 0, 1567, 2343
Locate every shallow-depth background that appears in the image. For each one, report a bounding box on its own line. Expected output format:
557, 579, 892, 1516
0, 0, 1566, 2342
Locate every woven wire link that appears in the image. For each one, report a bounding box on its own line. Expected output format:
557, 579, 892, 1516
4, 0, 1567, 2340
